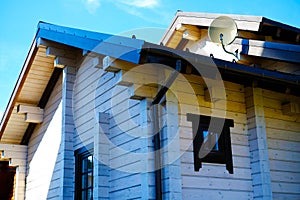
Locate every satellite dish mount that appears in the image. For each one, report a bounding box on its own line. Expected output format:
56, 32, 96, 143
208, 16, 239, 60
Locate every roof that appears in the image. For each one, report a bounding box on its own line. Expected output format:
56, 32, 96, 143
161, 11, 300, 46
1, 18, 299, 144
37, 22, 145, 64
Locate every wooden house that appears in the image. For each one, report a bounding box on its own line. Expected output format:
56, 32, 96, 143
0, 12, 299, 200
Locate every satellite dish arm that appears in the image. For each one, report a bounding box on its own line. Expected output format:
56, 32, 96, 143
220, 33, 239, 60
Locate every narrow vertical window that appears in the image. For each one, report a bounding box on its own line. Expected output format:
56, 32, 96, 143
75, 147, 93, 200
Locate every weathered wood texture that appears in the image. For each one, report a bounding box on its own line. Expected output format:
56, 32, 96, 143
0, 144, 27, 200
263, 90, 300, 199
26, 74, 63, 199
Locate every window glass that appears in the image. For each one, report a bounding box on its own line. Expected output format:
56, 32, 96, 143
75, 148, 93, 200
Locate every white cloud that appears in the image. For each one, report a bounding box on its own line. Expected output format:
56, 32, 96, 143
83, 0, 101, 14
112, 0, 168, 25
117, 0, 159, 8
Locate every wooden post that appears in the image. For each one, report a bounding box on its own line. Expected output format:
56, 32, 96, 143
245, 87, 273, 200
93, 112, 110, 199
60, 66, 76, 199
161, 91, 182, 200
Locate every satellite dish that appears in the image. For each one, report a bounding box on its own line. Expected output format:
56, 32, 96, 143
208, 16, 239, 60
208, 16, 238, 45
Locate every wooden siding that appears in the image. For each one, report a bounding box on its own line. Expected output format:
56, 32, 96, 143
73, 57, 109, 199
26, 74, 62, 199
95, 71, 153, 199
0, 144, 27, 200
162, 92, 183, 200
263, 90, 300, 199
176, 74, 253, 199
245, 87, 273, 199
73, 57, 103, 150
74, 56, 156, 199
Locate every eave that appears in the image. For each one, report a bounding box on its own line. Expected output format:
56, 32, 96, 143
0, 38, 39, 142
0, 22, 147, 144
141, 42, 300, 96
161, 12, 300, 46
1, 21, 299, 145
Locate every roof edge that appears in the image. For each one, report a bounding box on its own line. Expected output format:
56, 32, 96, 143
0, 36, 38, 139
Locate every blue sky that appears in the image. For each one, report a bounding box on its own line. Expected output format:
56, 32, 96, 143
0, 0, 300, 118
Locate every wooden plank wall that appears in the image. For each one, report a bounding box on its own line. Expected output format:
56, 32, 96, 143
0, 144, 27, 200
175, 74, 254, 199
263, 90, 300, 199
26, 75, 63, 199
73, 57, 155, 199
94, 70, 153, 199
72, 57, 108, 199
73, 58, 103, 150
161, 92, 183, 200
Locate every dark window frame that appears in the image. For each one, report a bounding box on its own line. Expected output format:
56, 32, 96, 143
187, 113, 234, 174
75, 144, 94, 200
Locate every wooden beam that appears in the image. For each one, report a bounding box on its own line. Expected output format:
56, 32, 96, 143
54, 56, 76, 68
204, 86, 226, 102
21, 68, 62, 145
17, 105, 43, 114
152, 60, 181, 105
175, 24, 199, 32
36, 38, 51, 48
79, 55, 102, 69
176, 24, 201, 41
24, 113, 43, 123
183, 29, 201, 41
282, 102, 300, 115
17, 105, 44, 123
46, 46, 77, 59
115, 70, 132, 86
128, 84, 157, 100
46, 47, 60, 58
102, 56, 137, 72
92, 57, 102, 68
234, 38, 300, 63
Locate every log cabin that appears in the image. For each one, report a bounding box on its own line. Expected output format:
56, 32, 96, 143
0, 11, 299, 200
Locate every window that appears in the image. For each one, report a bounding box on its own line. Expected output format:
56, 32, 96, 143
187, 113, 234, 174
75, 146, 93, 200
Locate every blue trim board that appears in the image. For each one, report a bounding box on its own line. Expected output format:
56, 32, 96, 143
36, 21, 145, 64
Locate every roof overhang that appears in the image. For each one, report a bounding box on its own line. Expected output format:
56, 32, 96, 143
1, 21, 299, 144
141, 42, 300, 96
161, 11, 300, 46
